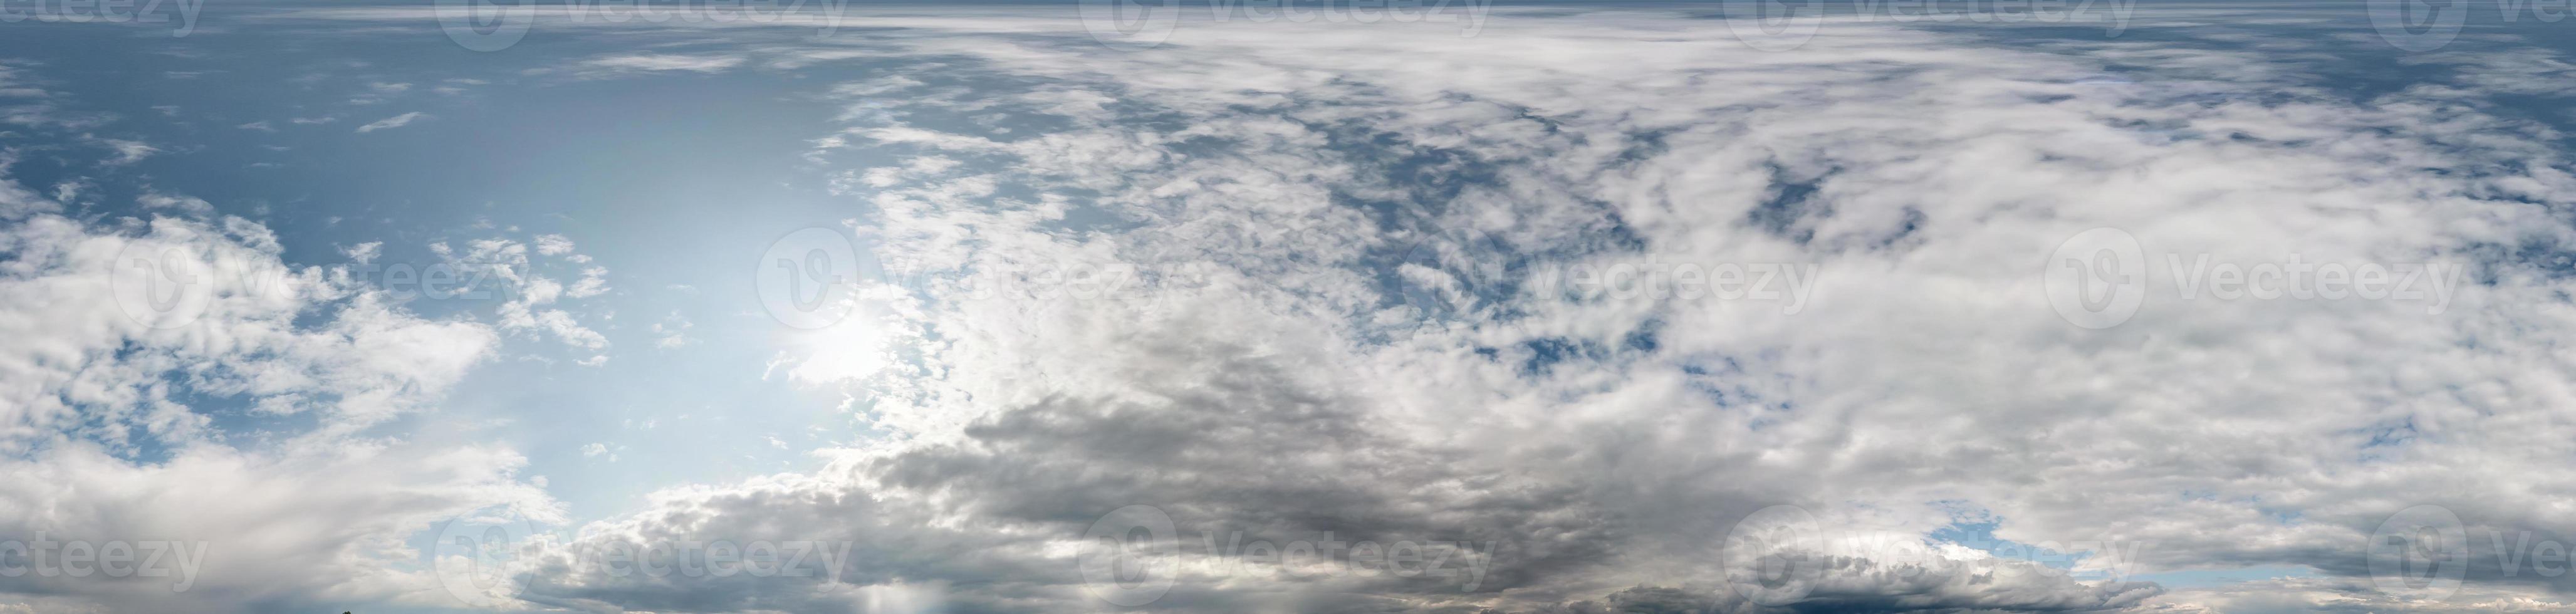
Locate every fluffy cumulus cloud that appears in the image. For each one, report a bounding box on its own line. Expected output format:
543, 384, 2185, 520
21, 4, 2576, 614
0, 39, 636, 610
0, 186, 558, 610
0, 63, 576, 610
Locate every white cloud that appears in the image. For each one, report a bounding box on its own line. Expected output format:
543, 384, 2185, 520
96, 138, 155, 165
574, 53, 746, 76
340, 241, 382, 264
135, 192, 212, 216
533, 233, 574, 256
452, 236, 614, 355
353, 112, 425, 133
652, 311, 693, 348
0, 442, 553, 608
565, 266, 608, 298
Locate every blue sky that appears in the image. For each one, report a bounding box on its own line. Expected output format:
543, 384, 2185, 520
24, 6, 903, 516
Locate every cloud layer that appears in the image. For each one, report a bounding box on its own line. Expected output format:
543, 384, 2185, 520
477, 9, 2576, 614
16, 4, 2576, 613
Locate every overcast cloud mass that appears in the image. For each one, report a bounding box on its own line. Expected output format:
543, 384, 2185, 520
1, 0, 2573, 612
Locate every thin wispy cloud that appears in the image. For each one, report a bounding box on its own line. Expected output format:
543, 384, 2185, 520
574, 53, 746, 77
353, 111, 424, 133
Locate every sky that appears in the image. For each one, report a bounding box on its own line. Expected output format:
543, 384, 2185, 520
4, 0, 2576, 612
